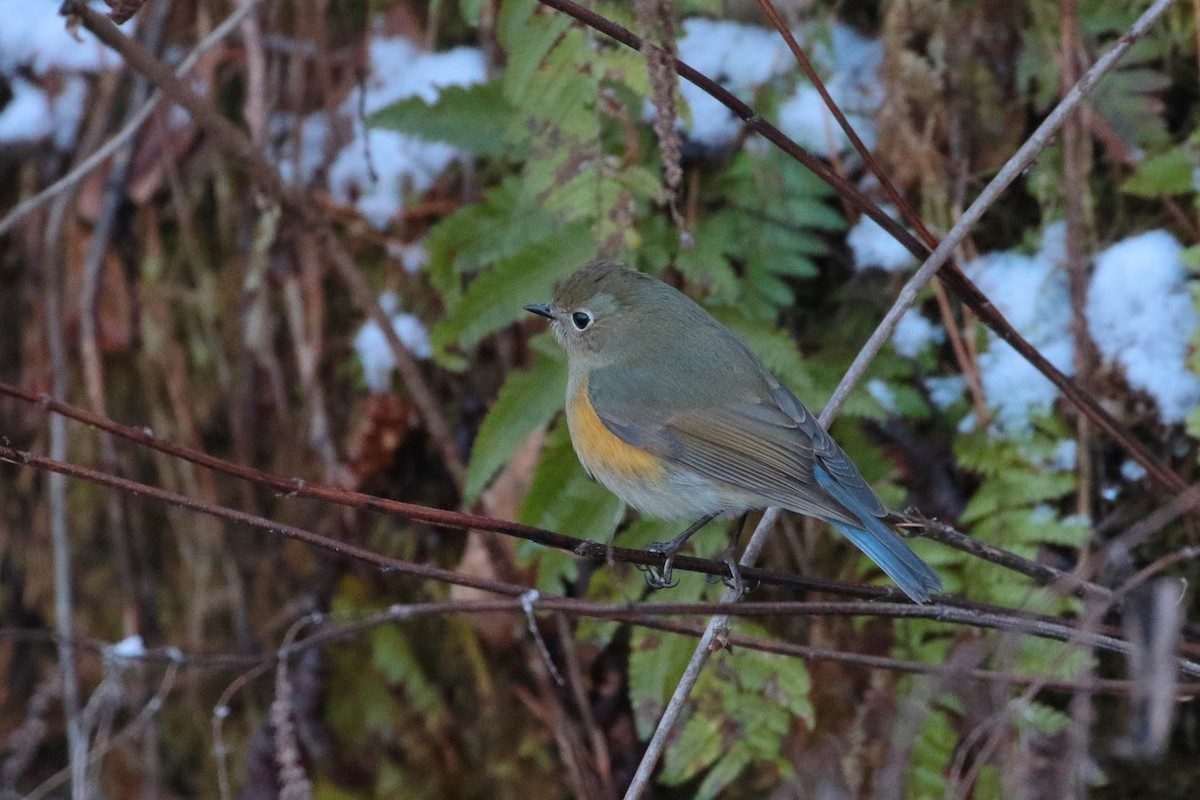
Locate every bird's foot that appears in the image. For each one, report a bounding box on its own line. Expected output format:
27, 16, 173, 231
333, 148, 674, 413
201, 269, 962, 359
637, 513, 718, 591
704, 545, 754, 598
638, 541, 681, 589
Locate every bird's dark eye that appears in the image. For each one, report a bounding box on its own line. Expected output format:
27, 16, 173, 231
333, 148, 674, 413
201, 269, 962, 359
571, 311, 593, 331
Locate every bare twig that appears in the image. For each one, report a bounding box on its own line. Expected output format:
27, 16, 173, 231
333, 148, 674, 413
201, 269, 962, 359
1059, 0, 1101, 524
0, 381, 1127, 606
634, 0, 685, 236
270, 616, 318, 800
10, 444, 1200, 672
77, 0, 174, 668
41, 119, 90, 800
554, 613, 615, 797
22, 660, 179, 800
1058, 6, 1101, 787
0, 438, 1080, 616
914, 514, 1109, 600
4, 611, 1198, 698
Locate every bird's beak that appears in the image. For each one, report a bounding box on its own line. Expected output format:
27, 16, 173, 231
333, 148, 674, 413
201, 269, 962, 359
523, 303, 553, 319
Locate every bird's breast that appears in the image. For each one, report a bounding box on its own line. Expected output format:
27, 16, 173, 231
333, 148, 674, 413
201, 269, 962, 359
565, 374, 743, 519
567, 375, 664, 482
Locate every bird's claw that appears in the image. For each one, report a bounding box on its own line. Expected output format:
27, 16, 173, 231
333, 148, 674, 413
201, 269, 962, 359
719, 554, 757, 598
638, 541, 680, 589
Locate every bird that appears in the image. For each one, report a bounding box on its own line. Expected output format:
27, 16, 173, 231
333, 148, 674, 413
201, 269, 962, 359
524, 260, 942, 603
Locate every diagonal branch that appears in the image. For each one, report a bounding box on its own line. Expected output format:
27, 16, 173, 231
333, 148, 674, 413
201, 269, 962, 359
753, 0, 990, 415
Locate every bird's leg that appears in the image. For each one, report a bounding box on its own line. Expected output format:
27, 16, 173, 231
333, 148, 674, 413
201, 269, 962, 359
706, 512, 750, 596
640, 512, 718, 589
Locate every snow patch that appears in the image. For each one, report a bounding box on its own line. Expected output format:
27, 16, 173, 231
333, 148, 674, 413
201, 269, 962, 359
1086, 230, 1200, 424
967, 223, 1074, 432
320, 36, 485, 227
672, 18, 882, 155
892, 308, 942, 358
0, 0, 123, 75
1120, 459, 1147, 482
848, 209, 916, 272
354, 292, 433, 392
109, 635, 146, 660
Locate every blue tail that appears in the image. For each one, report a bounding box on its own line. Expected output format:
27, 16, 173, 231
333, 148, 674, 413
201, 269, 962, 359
815, 466, 942, 604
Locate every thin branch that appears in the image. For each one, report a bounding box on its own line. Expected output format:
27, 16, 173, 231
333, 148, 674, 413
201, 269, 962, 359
43, 208, 86, 800
0, 443, 524, 598
21, 375, 1200, 644
5, 606, 1200, 698
2, 438, 1125, 628
76, 0, 175, 669
753, 0, 992, 416
623, 505, 779, 799
22, 661, 179, 800
913, 515, 1110, 600
12, 443, 1200, 677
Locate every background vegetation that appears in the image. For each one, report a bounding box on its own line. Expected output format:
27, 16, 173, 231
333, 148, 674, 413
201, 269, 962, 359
1, 0, 1199, 797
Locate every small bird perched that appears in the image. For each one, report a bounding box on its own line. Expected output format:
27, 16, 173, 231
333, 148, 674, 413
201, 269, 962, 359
524, 260, 942, 604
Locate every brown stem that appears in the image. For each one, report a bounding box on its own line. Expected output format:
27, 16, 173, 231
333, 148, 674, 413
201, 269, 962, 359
9, 442, 1199, 674
0, 379, 1115, 606
1061, 0, 1101, 522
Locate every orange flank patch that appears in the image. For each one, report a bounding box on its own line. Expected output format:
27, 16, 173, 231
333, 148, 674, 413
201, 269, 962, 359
568, 377, 664, 480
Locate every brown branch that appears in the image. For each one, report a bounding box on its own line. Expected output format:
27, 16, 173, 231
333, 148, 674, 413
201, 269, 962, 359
13, 442, 1200, 674
0, 379, 1121, 609
0, 442, 522, 598
0, 437, 942, 604
1060, 0, 1101, 524
5, 607, 1200, 700
909, 514, 1110, 601
263, 603, 1200, 696
57, 0, 468, 490
535, 0, 1186, 497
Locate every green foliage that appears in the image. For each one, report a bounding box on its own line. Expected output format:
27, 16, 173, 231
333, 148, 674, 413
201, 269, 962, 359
371, 625, 446, 725
324, 577, 450, 753
434, 219, 598, 352
629, 622, 813, 799
369, 80, 516, 157
518, 423, 626, 590
426, 177, 555, 297
464, 346, 566, 501
1121, 143, 1195, 196
909, 700, 959, 798
908, 690, 1076, 799
954, 426, 1089, 607
1021, 0, 1171, 148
